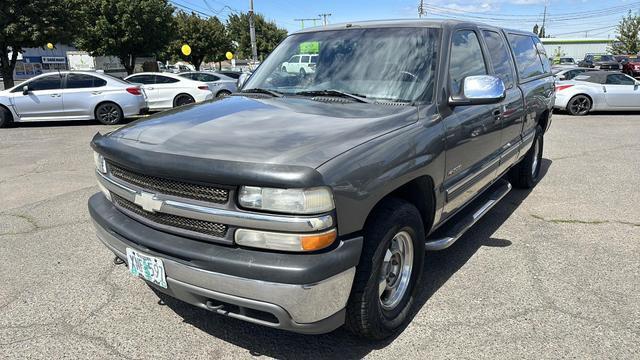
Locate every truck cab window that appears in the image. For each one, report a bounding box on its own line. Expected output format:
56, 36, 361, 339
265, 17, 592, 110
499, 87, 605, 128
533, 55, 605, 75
449, 30, 487, 95
482, 30, 514, 89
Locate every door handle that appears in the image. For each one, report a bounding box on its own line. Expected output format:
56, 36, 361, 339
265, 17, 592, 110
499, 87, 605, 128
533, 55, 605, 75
50, 94, 61, 97
492, 109, 502, 123
146, 87, 154, 90
91, 91, 103, 95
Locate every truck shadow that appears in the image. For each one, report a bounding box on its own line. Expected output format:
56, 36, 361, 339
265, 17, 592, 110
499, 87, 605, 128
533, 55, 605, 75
156, 159, 552, 359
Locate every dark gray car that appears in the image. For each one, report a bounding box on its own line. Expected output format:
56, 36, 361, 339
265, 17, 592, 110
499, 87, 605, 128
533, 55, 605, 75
89, 20, 553, 339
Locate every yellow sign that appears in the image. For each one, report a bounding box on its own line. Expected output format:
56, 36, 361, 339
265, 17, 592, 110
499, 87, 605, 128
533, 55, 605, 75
181, 44, 191, 56
225, 51, 233, 60
46, 43, 54, 50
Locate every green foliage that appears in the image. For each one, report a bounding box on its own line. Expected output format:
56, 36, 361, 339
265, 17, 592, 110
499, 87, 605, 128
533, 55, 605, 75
227, 13, 287, 60
610, 11, 640, 55
0, 0, 81, 87
171, 11, 230, 70
74, 0, 175, 74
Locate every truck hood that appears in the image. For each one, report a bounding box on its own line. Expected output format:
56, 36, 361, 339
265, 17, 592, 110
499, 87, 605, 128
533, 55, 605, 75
106, 95, 417, 169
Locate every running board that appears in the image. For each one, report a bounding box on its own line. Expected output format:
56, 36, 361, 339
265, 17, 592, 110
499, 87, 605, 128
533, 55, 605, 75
425, 179, 512, 251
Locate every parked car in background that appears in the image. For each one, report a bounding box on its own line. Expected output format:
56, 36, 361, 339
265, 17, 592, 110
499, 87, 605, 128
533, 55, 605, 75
554, 71, 640, 115
124, 72, 213, 111
578, 54, 621, 70
280, 53, 318, 75
553, 57, 577, 69
215, 70, 243, 79
0, 71, 147, 127
178, 71, 237, 97
622, 56, 640, 78
552, 67, 597, 81
613, 55, 629, 64
90, 20, 553, 339
165, 65, 179, 73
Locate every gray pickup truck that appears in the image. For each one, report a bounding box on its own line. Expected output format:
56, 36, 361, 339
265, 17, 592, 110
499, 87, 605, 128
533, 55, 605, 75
89, 20, 554, 339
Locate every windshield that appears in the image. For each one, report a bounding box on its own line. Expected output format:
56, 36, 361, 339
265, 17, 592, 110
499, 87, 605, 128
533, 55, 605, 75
243, 27, 441, 103
594, 55, 614, 62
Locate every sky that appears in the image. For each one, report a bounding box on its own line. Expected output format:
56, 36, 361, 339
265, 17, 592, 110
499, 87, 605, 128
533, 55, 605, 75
176, 0, 638, 39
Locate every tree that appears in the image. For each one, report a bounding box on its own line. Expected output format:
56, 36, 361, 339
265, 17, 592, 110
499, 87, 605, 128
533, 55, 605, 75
533, 24, 539, 36
0, 0, 80, 88
227, 13, 287, 60
610, 11, 640, 55
173, 11, 230, 70
75, 0, 175, 74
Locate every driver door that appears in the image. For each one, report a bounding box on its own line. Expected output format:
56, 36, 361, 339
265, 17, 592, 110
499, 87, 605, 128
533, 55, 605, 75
603, 73, 640, 107
10, 74, 64, 120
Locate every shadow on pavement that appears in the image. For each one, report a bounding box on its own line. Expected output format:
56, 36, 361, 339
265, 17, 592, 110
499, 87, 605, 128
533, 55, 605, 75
156, 159, 553, 360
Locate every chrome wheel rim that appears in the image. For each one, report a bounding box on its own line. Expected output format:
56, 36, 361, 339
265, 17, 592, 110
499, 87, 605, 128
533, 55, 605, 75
531, 137, 540, 177
97, 104, 119, 123
569, 96, 590, 115
379, 230, 414, 310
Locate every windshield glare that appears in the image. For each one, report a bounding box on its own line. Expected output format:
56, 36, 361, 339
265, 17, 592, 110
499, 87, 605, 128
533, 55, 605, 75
244, 27, 441, 102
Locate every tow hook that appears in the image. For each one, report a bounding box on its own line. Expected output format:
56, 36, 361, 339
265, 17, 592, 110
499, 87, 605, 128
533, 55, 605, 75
113, 256, 125, 265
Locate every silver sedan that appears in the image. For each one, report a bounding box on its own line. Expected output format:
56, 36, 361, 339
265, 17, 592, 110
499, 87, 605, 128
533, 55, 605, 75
0, 71, 147, 127
554, 71, 640, 115
178, 71, 237, 97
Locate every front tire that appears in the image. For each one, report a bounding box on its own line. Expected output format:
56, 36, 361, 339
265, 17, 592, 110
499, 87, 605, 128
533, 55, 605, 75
95, 102, 123, 125
345, 198, 425, 340
567, 95, 591, 116
510, 125, 543, 189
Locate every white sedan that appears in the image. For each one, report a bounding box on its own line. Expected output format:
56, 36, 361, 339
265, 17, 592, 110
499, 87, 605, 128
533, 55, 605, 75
124, 72, 213, 111
0, 71, 147, 127
178, 71, 237, 97
554, 71, 640, 115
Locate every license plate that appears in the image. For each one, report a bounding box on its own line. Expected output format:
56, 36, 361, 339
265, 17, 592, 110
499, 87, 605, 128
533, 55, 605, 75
126, 248, 167, 288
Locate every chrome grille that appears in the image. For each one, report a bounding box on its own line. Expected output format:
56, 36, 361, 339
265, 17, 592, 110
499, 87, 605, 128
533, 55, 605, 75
112, 194, 227, 238
108, 162, 229, 204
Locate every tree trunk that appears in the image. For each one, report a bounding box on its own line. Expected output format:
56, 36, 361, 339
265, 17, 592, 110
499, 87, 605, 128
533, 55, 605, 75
218, 61, 222, 71
0, 46, 18, 89
121, 54, 136, 75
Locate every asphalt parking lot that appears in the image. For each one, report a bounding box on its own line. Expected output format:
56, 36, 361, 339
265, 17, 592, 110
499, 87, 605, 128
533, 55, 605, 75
1, 113, 638, 359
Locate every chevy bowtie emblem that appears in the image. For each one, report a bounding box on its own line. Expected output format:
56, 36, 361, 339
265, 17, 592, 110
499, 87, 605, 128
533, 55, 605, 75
134, 191, 163, 212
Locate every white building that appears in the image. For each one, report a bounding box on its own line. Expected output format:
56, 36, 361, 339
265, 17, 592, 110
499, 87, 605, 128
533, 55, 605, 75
541, 38, 618, 61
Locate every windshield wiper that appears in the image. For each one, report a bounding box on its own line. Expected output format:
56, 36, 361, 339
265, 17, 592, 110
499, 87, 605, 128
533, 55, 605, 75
294, 89, 371, 103
241, 88, 283, 97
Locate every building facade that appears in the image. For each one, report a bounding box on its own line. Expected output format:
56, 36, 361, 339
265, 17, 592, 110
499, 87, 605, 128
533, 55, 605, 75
541, 38, 617, 61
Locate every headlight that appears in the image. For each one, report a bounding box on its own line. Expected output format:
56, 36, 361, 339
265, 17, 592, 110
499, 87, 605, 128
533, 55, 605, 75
235, 228, 337, 252
238, 186, 334, 214
93, 151, 107, 173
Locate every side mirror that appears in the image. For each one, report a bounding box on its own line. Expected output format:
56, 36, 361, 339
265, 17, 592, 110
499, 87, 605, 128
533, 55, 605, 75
22, 85, 29, 95
449, 75, 506, 106
237, 73, 250, 90
557, 74, 566, 80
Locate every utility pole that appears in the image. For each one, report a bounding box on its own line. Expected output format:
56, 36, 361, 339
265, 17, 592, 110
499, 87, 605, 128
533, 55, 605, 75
294, 18, 319, 29
249, 0, 258, 63
418, 0, 426, 18
540, 1, 548, 38
318, 13, 332, 26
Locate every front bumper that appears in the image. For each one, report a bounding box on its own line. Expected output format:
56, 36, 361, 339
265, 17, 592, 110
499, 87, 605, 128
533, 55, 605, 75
88, 193, 360, 334
553, 92, 571, 110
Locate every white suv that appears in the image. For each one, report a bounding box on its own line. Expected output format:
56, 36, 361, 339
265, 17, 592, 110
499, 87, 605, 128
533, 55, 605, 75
280, 54, 318, 75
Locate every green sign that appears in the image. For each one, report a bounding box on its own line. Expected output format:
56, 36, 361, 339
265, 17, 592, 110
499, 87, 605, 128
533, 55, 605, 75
299, 41, 319, 54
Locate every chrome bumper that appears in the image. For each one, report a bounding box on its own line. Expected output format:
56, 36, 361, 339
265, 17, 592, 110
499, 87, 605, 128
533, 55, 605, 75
93, 219, 355, 333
